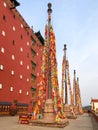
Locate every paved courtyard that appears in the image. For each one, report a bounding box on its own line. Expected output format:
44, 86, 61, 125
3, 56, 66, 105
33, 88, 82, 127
0, 113, 97, 130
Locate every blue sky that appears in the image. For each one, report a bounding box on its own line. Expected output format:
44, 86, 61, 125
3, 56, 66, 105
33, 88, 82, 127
17, 0, 98, 106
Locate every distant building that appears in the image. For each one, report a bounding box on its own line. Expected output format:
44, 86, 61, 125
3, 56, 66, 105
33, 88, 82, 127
82, 105, 91, 113
91, 99, 98, 114
0, 0, 44, 114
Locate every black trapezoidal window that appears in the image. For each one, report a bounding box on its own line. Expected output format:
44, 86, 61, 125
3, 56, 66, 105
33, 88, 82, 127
12, 40, 15, 45
3, 15, 6, 21
20, 35, 23, 39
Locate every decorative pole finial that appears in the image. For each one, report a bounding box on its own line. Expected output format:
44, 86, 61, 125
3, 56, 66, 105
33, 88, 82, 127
77, 77, 79, 82
74, 70, 76, 76
47, 3, 52, 22
64, 44, 67, 58
64, 44, 67, 50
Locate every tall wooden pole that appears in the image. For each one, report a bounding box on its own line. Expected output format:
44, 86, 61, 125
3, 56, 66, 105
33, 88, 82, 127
64, 44, 68, 104
47, 3, 52, 99
74, 70, 77, 106
77, 77, 83, 113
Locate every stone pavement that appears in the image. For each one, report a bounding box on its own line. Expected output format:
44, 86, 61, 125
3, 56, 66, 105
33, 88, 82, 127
90, 113, 98, 130
0, 113, 97, 130
65, 113, 93, 130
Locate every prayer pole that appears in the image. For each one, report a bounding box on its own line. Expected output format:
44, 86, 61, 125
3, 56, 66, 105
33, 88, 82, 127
47, 3, 52, 99
64, 44, 68, 104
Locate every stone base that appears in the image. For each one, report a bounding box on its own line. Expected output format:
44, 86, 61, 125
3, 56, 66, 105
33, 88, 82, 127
64, 104, 77, 119
29, 118, 69, 128
29, 99, 69, 128
44, 112, 55, 122
43, 99, 55, 122
74, 106, 79, 115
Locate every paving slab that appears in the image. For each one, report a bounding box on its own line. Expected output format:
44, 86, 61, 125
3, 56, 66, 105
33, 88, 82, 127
0, 113, 95, 130
65, 113, 93, 130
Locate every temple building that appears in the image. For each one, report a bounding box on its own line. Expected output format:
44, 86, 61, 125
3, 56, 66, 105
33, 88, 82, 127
0, 0, 44, 115
91, 99, 98, 114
